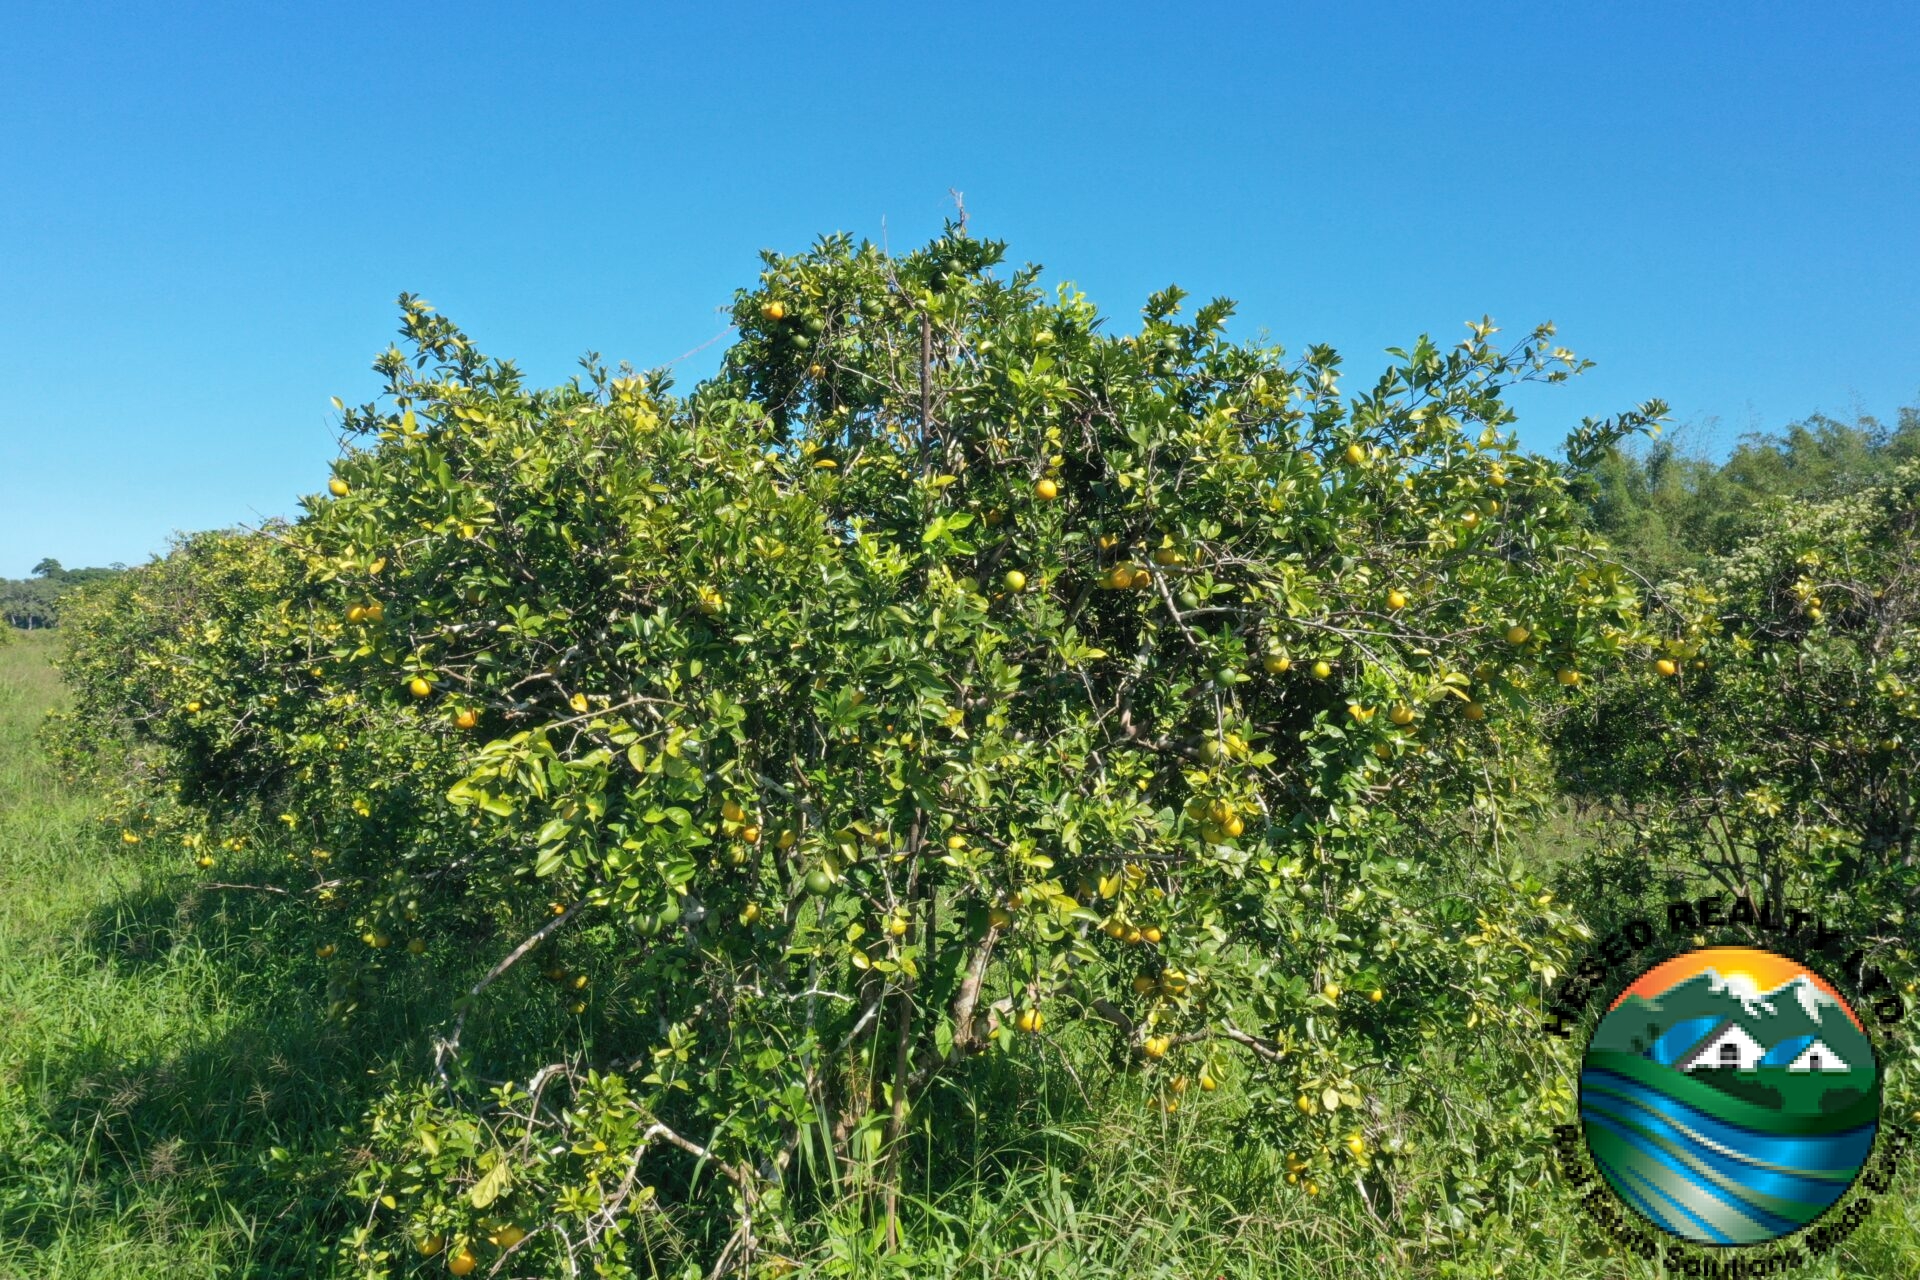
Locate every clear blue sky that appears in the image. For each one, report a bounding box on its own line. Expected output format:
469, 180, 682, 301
4, 1, 1917, 578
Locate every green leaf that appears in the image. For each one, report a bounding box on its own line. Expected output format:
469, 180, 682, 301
469, 1154, 512, 1208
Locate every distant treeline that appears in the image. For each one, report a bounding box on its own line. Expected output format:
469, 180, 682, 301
1568, 405, 1920, 581
2, 559, 125, 629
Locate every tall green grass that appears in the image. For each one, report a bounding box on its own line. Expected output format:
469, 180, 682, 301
1, 631, 1915, 1278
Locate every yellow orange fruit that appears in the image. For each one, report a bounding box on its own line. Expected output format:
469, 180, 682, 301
1505, 625, 1530, 645
408, 677, 433, 699
328, 477, 350, 497
1034, 477, 1058, 501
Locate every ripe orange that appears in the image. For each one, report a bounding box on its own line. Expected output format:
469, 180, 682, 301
1555, 668, 1581, 687
408, 677, 432, 699
1263, 654, 1291, 674
328, 477, 350, 497
1034, 477, 1058, 501
1142, 925, 1163, 944
1388, 703, 1415, 726
448, 1247, 479, 1275
1654, 658, 1678, 677
1386, 589, 1408, 611
453, 708, 479, 730
1310, 660, 1333, 679
1016, 1008, 1045, 1033
762, 301, 786, 320
1344, 443, 1368, 466
1505, 625, 1530, 645
1143, 1034, 1170, 1058
416, 1233, 445, 1256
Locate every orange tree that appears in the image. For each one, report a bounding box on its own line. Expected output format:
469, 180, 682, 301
58, 230, 1663, 1274
1557, 462, 1920, 988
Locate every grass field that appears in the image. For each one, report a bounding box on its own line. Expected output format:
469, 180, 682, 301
2, 629, 1916, 1278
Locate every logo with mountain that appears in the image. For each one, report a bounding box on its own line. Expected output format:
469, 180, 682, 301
1580, 945, 1880, 1246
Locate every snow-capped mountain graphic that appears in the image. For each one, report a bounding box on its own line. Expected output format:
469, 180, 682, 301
1698, 968, 1844, 1023
1590, 967, 1873, 1081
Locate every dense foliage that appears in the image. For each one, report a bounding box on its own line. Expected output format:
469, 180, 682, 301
49, 230, 1676, 1275
44, 229, 1915, 1278
1567, 409, 1920, 581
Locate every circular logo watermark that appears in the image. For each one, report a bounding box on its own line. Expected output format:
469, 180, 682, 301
1579, 944, 1880, 1247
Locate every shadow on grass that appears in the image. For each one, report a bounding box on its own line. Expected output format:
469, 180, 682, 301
0, 860, 542, 1277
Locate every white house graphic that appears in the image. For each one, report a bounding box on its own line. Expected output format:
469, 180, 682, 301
1677, 1021, 1766, 1072
1785, 1038, 1851, 1073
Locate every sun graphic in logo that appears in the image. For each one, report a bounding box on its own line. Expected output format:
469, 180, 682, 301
1580, 946, 1880, 1246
